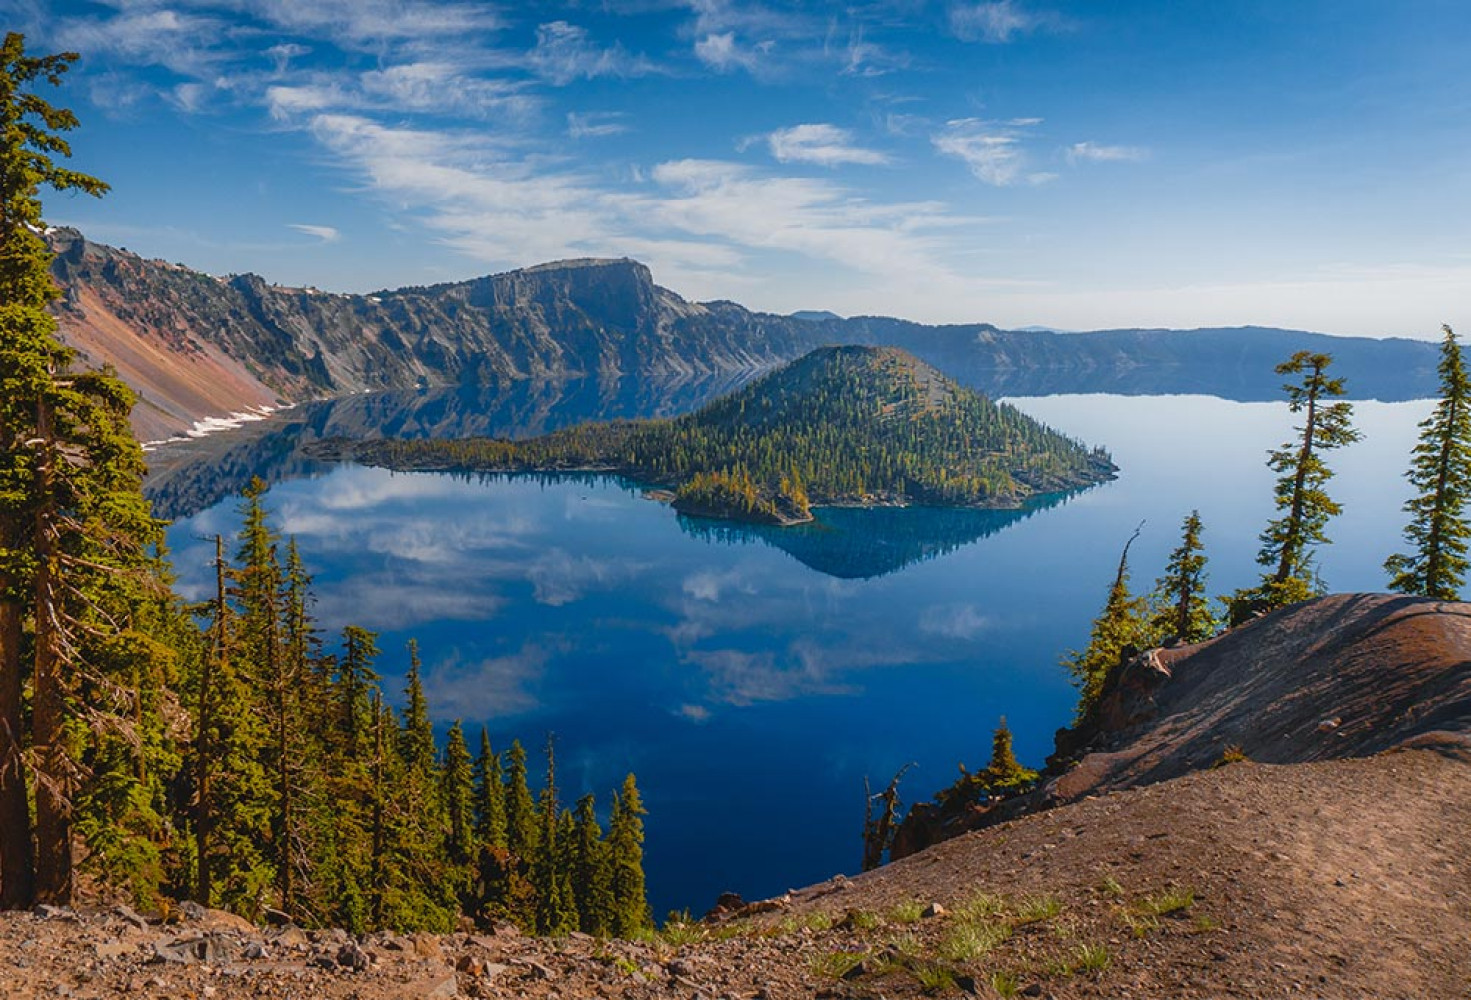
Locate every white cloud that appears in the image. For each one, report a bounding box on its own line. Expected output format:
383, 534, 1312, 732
266, 42, 311, 74
422, 643, 550, 721
55, 7, 231, 79
567, 111, 630, 140
529, 21, 656, 85
949, 1, 1054, 43
1067, 141, 1149, 165
694, 32, 767, 74
918, 603, 993, 639
359, 63, 536, 118
526, 548, 643, 606
646, 158, 960, 278
685, 648, 850, 706
765, 123, 889, 167
933, 117, 1054, 186
288, 223, 341, 242
247, 0, 503, 50
675, 703, 711, 723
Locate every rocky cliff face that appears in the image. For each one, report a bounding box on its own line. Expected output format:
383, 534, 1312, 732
47, 229, 814, 438
47, 228, 1447, 441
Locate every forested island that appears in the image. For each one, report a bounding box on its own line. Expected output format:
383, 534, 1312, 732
309, 346, 1117, 525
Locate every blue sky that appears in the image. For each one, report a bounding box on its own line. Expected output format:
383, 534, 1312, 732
17, 0, 1471, 336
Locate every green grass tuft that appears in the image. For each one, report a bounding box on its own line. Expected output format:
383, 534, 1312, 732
990, 969, 1023, 997
888, 899, 926, 924
811, 950, 868, 980
1072, 942, 1111, 974
939, 918, 1012, 962
1014, 894, 1064, 925
1135, 887, 1195, 917
953, 891, 1007, 922
913, 961, 957, 993
659, 920, 706, 947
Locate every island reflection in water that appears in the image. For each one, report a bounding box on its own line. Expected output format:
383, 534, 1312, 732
678, 493, 1078, 580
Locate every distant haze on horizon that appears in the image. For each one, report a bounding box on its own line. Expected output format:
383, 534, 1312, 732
22, 1, 1471, 340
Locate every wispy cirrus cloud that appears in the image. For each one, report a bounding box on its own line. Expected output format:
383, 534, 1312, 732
1067, 141, 1149, 165
246, 0, 504, 51
693, 32, 770, 74
288, 223, 340, 242
266, 65, 538, 122
528, 21, 658, 86
948, 1, 1061, 44
54, 7, 233, 79
764, 123, 889, 167
933, 117, 1055, 186
567, 111, 630, 140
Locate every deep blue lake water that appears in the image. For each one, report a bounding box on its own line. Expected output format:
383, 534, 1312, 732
160, 392, 1428, 917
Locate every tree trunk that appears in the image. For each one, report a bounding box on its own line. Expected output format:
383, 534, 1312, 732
31, 396, 72, 905
195, 535, 225, 906
1275, 377, 1320, 586
0, 598, 34, 908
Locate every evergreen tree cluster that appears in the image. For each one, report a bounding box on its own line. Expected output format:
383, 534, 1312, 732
1063, 514, 1220, 718
316, 345, 1115, 517
1068, 331, 1471, 718
201, 485, 649, 934
10, 469, 654, 933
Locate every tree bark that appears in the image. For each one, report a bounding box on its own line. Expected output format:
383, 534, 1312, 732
31, 396, 72, 905
0, 598, 34, 908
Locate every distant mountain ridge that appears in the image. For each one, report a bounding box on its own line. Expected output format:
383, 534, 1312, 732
45, 228, 1445, 441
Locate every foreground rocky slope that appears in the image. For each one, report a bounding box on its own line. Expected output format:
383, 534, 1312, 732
895, 593, 1471, 855
3, 747, 1465, 999
3, 593, 1467, 998
48, 229, 1445, 441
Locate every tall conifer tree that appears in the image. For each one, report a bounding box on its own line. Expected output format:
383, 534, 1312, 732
532, 735, 575, 935
473, 727, 507, 850
1063, 525, 1149, 718
503, 739, 537, 860
570, 793, 613, 935
607, 773, 649, 936
1386, 326, 1471, 599
0, 31, 170, 907
1149, 510, 1216, 643
442, 721, 475, 867
1237, 351, 1359, 618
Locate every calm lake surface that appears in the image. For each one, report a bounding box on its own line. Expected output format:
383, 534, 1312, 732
160, 391, 1429, 916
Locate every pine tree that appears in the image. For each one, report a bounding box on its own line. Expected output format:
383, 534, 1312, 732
569, 793, 613, 936
231, 479, 298, 912
1236, 351, 1360, 619
473, 728, 507, 851
1062, 525, 1150, 718
982, 717, 1033, 790
1385, 326, 1471, 599
441, 721, 475, 867
398, 640, 435, 775
1149, 510, 1217, 643
503, 739, 537, 860
337, 627, 380, 754
607, 773, 649, 936
0, 31, 166, 907
532, 735, 575, 935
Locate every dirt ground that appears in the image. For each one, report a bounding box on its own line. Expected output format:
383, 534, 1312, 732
1, 745, 1465, 1000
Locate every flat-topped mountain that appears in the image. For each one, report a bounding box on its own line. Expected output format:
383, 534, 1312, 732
310, 346, 1116, 524
46, 229, 1447, 442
